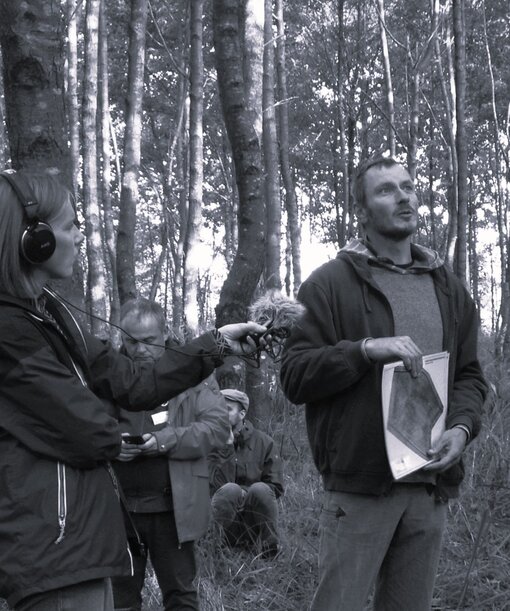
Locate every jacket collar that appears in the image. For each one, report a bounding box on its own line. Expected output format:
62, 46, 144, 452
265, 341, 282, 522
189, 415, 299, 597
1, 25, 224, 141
0, 292, 40, 314
0, 287, 89, 365
339, 238, 444, 274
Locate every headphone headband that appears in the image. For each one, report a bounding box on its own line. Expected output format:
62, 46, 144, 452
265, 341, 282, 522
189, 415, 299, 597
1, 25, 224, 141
0, 171, 41, 221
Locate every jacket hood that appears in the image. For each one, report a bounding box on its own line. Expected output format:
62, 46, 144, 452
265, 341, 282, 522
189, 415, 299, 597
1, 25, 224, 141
339, 238, 443, 274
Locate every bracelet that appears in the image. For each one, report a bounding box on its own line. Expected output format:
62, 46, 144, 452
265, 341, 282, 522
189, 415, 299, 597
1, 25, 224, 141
360, 337, 373, 364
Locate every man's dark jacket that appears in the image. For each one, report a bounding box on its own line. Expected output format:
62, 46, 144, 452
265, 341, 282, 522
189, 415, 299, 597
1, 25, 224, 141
280, 247, 487, 497
209, 420, 284, 498
0, 288, 219, 606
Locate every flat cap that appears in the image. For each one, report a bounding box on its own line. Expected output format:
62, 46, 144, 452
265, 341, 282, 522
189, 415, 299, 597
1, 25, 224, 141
220, 389, 249, 411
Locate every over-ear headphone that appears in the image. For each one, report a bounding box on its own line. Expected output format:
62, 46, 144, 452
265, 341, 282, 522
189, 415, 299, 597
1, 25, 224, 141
0, 170, 56, 264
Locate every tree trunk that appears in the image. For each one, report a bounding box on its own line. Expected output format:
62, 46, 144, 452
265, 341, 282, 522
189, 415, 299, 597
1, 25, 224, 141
334, 0, 349, 248
116, 0, 149, 304
468, 195, 479, 314
377, 0, 396, 157
407, 60, 420, 181
183, 0, 205, 336
66, 0, 80, 197
435, 21, 458, 266
452, 0, 468, 284
99, 0, 120, 343
0, 48, 7, 168
220, 130, 238, 268
157, 17, 189, 328
481, 0, 510, 356
242, 0, 264, 141
0, 1, 72, 181
0, 0, 84, 307
276, 0, 301, 294
275, 2, 300, 291
263, 0, 281, 291
427, 115, 437, 251
82, 0, 108, 335
407, 1, 438, 181
173, 103, 190, 332
213, 0, 265, 329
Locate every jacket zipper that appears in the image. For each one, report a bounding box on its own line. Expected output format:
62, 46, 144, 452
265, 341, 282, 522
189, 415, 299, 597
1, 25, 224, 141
29, 293, 90, 548
54, 462, 67, 544
106, 463, 138, 576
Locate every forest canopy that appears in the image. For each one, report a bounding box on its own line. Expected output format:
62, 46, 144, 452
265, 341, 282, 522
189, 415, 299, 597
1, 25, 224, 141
0, 0, 507, 348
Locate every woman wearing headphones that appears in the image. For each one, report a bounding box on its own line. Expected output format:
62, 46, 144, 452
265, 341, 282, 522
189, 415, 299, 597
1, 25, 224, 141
0, 172, 263, 611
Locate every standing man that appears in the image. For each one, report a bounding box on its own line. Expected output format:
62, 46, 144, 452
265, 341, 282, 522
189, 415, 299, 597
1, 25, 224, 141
209, 389, 284, 557
280, 156, 487, 611
112, 298, 230, 611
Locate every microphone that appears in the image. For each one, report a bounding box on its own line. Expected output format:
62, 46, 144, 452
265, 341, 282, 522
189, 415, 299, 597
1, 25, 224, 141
246, 290, 306, 361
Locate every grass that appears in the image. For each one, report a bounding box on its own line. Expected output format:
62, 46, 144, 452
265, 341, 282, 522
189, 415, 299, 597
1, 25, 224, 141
2, 344, 509, 610
140, 370, 510, 611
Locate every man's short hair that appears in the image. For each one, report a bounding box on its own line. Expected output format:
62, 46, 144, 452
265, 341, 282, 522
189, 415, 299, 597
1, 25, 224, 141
120, 298, 166, 332
352, 155, 400, 210
220, 389, 249, 411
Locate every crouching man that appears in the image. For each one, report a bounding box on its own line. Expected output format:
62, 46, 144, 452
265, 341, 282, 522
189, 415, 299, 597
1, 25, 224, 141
209, 389, 284, 557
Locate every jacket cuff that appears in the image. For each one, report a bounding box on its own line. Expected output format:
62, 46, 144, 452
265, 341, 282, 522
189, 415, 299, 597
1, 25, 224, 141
153, 428, 177, 454
341, 339, 373, 373
450, 424, 471, 444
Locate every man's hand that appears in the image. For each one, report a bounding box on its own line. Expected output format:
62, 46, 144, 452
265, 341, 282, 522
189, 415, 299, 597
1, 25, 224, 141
365, 336, 423, 377
217, 321, 268, 355
117, 433, 158, 461
139, 433, 159, 456
117, 434, 144, 462
422, 428, 468, 473
226, 428, 235, 446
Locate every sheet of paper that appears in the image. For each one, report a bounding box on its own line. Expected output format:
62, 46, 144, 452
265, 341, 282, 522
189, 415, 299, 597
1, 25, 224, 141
381, 351, 449, 480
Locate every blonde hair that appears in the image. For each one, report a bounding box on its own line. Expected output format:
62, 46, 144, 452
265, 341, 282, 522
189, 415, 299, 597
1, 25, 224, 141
0, 173, 72, 299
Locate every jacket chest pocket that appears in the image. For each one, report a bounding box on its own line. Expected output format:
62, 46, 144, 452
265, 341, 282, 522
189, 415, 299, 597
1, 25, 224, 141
237, 461, 262, 486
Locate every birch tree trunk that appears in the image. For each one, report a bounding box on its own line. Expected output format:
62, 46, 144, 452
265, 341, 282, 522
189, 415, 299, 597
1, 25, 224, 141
117, 0, 149, 304
174, 97, 190, 332
435, 20, 458, 266
213, 0, 265, 329
334, 0, 350, 248
82, 0, 108, 334
263, 0, 281, 290
183, 0, 204, 336
481, 0, 510, 356
99, 0, 120, 341
66, 0, 80, 197
213, 0, 265, 396
407, 0, 438, 181
0, 50, 6, 168
377, 0, 396, 156
0, 0, 71, 180
243, 0, 264, 141
276, 0, 300, 294
452, 0, 468, 284
0, 0, 85, 306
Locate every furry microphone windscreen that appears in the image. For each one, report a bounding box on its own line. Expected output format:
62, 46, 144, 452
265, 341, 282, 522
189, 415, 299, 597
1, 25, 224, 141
248, 291, 306, 332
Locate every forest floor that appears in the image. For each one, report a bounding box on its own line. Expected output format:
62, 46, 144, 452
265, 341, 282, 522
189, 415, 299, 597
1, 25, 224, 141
142, 337, 510, 611
1, 337, 508, 610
